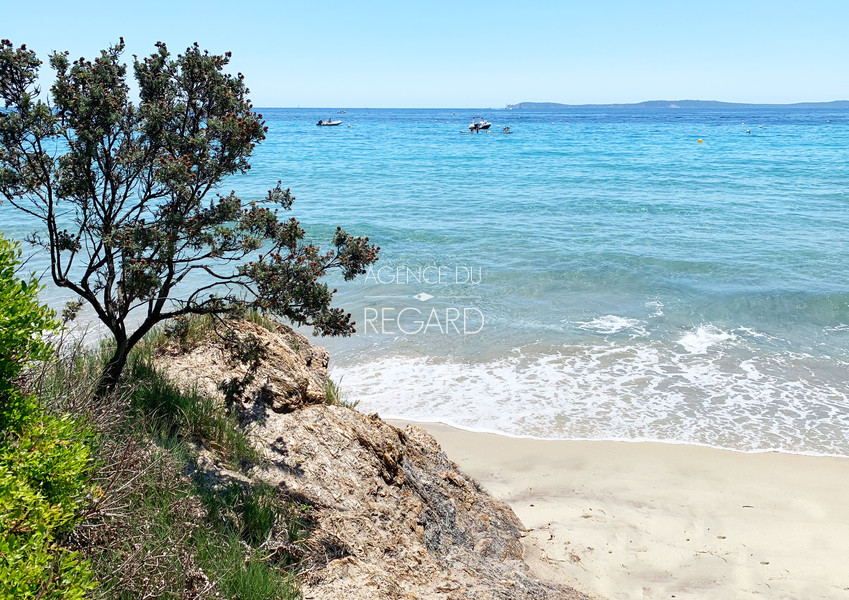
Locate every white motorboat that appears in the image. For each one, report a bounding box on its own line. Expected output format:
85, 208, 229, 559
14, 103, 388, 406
317, 119, 342, 126
469, 117, 492, 132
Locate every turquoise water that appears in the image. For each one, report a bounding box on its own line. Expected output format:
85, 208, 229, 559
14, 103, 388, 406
4, 107, 849, 455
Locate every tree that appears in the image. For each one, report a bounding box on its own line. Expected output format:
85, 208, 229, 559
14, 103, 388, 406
0, 39, 379, 396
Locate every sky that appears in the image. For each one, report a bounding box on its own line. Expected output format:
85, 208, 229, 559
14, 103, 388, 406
4, 0, 849, 107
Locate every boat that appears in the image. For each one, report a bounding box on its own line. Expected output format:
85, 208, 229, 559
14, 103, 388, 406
337, 110, 346, 114
469, 117, 492, 132
317, 119, 342, 126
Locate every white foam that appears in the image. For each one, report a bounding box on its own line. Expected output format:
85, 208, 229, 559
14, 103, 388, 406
333, 337, 849, 457
739, 360, 763, 381
736, 326, 766, 338
576, 315, 647, 336
645, 301, 664, 317
676, 325, 735, 354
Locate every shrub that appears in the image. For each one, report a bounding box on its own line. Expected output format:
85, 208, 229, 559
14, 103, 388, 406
0, 236, 57, 431
0, 420, 95, 600
0, 234, 95, 599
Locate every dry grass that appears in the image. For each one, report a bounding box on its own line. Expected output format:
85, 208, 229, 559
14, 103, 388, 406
20, 331, 305, 600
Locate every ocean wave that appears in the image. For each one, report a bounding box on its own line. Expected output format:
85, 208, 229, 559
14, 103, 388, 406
676, 325, 736, 354
574, 315, 648, 336
333, 339, 849, 457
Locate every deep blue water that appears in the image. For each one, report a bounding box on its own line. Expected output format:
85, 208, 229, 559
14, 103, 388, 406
4, 107, 849, 455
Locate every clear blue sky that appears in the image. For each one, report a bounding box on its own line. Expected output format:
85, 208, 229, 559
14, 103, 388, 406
5, 0, 848, 107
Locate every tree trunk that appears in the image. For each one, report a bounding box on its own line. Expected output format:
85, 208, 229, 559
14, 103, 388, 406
95, 342, 130, 399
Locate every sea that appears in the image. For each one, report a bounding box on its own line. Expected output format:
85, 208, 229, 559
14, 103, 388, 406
3, 107, 849, 457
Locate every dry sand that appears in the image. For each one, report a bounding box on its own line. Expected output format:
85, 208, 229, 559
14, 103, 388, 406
395, 422, 849, 600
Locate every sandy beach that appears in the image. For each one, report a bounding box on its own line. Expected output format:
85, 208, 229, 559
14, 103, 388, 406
395, 421, 849, 600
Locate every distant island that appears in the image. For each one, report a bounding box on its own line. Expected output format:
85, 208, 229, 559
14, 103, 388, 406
506, 100, 849, 109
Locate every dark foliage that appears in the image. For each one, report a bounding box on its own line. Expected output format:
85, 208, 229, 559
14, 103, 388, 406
0, 39, 379, 396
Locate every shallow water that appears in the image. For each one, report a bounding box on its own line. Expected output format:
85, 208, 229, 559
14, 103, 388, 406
4, 107, 849, 455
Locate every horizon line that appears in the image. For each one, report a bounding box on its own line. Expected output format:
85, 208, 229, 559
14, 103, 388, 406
256, 100, 849, 110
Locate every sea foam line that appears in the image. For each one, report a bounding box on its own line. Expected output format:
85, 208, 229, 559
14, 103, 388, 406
333, 335, 849, 457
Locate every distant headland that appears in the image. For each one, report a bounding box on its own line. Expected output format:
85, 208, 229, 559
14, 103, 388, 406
506, 100, 849, 109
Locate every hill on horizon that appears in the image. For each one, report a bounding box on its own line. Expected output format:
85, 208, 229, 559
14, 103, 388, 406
506, 100, 849, 110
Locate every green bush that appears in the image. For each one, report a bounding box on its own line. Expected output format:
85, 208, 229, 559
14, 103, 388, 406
0, 422, 96, 600
0, 236, 58, 431
0, 234, 95, 599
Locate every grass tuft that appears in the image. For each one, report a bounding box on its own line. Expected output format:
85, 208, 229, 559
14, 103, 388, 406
126, 353, 258, 465
324, 377, 359, 410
